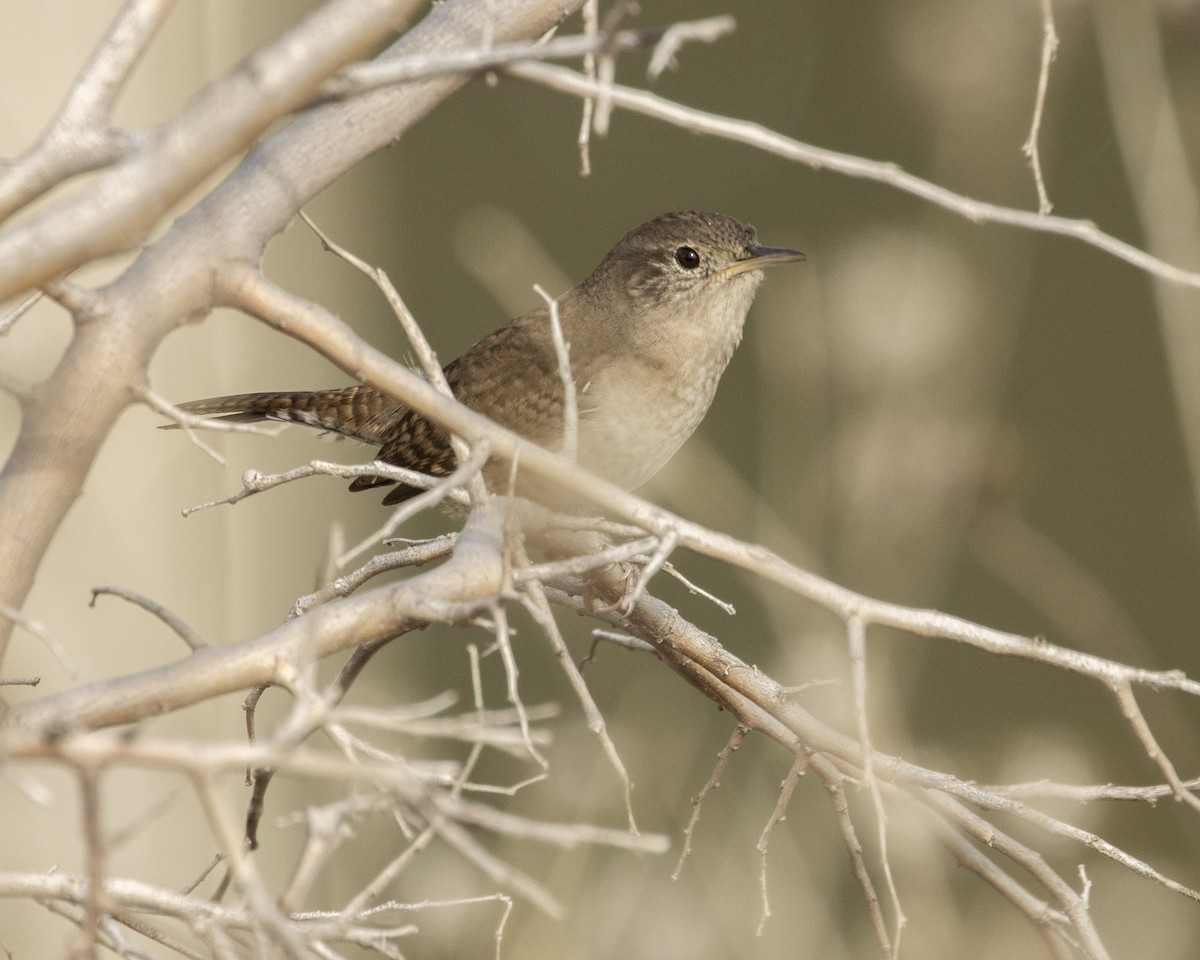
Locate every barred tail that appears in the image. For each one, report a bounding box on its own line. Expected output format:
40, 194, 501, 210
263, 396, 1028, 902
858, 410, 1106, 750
168, 385, 396, 445
166, 385, 436, 503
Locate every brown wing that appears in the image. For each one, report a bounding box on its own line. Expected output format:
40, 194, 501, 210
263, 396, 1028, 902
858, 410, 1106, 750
369, 307, 573, 504
445, 308, 572, 444
358, 404, 456, 502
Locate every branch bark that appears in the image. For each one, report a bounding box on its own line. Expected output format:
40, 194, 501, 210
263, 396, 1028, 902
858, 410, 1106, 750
7, 500, 505, 734
0, 0, 582, 663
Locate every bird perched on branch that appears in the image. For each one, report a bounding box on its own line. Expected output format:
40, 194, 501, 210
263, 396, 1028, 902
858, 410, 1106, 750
170, 211, 803, 505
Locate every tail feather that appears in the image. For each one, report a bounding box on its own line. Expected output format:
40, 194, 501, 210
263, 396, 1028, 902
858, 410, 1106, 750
171, 386, 396, 445
165, 385, 431, 503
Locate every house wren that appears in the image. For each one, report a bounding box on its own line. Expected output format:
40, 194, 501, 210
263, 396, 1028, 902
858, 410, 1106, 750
173, 211, 803, 504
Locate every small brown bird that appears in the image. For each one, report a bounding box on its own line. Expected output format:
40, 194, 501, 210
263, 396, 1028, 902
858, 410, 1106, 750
173, 211, 803, 504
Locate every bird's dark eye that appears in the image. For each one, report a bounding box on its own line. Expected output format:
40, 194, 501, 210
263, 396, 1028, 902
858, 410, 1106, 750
674, 245, 701, 269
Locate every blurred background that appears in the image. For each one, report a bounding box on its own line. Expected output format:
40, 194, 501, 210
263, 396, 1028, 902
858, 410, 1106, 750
2, 0, 1200, 956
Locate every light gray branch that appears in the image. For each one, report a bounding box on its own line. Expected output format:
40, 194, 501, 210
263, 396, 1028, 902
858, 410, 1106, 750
0, 0, 583, 661
0, 0, 421, 302
0, 0, 174, 222
508, 60, 1200, 290
318, 15, 736, 97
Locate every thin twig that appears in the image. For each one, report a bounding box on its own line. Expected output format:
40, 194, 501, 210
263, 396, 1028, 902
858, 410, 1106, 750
754, 751, 808, 938
0, 289, 44, 337
1023, 0, 1059, 214
90, 586, 208, 650
585, 629, 656, 659
314, 15, 736, 99
141, 382, 281, 468
298, 212, 446, 390
673, 726, 746, 879
180, 458, 440, 517
847, 616, 906, 956
912, 795, 1076, 960
486, 602, 546, 767
517, 550, 639, 835
533, 284, 578, 462
517, 534, 657, 582
1111, 680, 1200, 813
616, 528, 677, 613
0, 602, 77, 679
658, 559, 736, 614
76, 766, 105, 956
290, 536, 457, 617
981, 776, 1200, 803
810, 754, 891, 957
334, 443, 490, 567
575, 0, 598, 176
594, 0, 635, 138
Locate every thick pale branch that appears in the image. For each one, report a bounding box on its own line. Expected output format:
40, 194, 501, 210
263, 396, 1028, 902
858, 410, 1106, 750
0, 0, 421, 302
0, 0, 584, 663
0, 0, 174, 222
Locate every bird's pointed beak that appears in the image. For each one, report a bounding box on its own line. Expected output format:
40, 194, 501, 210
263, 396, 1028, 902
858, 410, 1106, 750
721, 244, 806, 277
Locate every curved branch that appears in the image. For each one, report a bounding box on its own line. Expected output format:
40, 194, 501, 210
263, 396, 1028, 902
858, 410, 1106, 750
8, 500, 505, 734
0, 0, 583, 662
508, 60, 1200, 290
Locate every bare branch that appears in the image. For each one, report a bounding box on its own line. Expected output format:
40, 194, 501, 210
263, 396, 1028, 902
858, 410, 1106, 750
912, 794, 1076, 960
519, 570, 639, 833
509, 60, 1200, 289
0, 0, 423, 302
8, 501, 508, 733
847, 616, 906, 955
647, 15, 735, 79
810, 756, 891, 957
0, 289, 45, 338
90, 586, 209, 651
179, 458, 441, 517
0, 601, 77, 679
291, 536, 457, 618
754, 752, 808, 938
673, 726, 746, 879
1022, 0, 1059, 214
515, 534, 658, 582
299, 211, 448, 391
657, 559, 735, 615
316, 14, 735, 98
1111, 680, 1200, 813
0, 0, 174, 222
533, 284, 578, 462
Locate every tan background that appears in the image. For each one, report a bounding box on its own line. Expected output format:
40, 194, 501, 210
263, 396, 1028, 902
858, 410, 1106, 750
2, 1, 1199, 956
